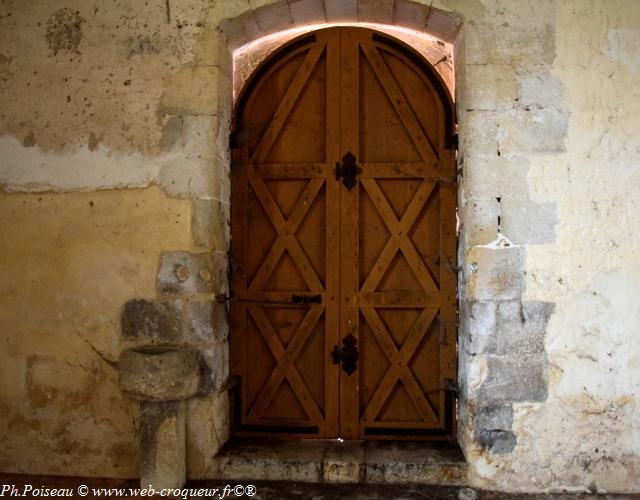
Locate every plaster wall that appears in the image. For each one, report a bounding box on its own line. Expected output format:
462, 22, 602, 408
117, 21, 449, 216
0, 0, 639, 493
490, 0, 640, 492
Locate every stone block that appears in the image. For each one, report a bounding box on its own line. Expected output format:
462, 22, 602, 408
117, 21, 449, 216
191, 198, 230, 250
460, 198, 499, 247
324, 0, 357, 22
156, 251, 214, 295
182, 115, 220, 159
290, 0, 326, 25
476, 353, 548, 404
186, 391, 230, 478
465, 247, 525, 301
323, 443, 365, 483
473, 404, 513, 432
186, 300, 215, 342
192, 199, 214, 249
210, 440, 324, 481
185, 300, 228, 344
214, 73, 233, 138
461, 155, 530, 200
190, 29, 232, 77
358, 0, 394, 24
491, 0, 553, 31
215, 201, 231, 251
518, 70, 564, 110
212, 250, 229, 295
159, 116, 183, 153
200, 342, 229, 393
498, 300, 555, 356
160, 115, 221, 159
424, 7, 462, 43
477, 429, 517, 455
161, 66, 224, 116
213, 302, 230, 342
119, 346, 201, 401
219, 200, 231, 248
458, 111, 499, 159
498, 107, 568, 155
500, 199, 557, 245
218, 158, 232, 203
461, 300, 554, 356
471, 398, 517, 455
458, 488, 479, 500
219, 10, 262, 48
121, 299, 183, 343
207, 0, 252, 24
217, 123, 232, 170
456, 349, 476, 402
159, 156, 217, 199
254, 2, 293, 33
392, 0, 428, 32
191, 199, 230, 251
139, 401, 186, 489
463, 21, 555, 66
459, 300, 497, 355
168, 0, 210, 27
464, 64, 518, 111
462, 21, 494, 66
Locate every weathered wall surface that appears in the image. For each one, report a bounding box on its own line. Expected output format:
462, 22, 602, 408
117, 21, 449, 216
0, 0, 639, 492
517, 0, 640, 492
0, 0, 232, 478
0, 187, 192, 475
453, 0, 640, 493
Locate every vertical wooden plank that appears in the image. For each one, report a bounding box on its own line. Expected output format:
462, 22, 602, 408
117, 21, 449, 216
323, 28, 341, 438
339, 27, 361, 439
439, 149, 458, 435
230, 122, 249, 426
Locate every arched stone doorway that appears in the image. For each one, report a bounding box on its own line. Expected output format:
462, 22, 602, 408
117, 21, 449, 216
228, 26, 457, 441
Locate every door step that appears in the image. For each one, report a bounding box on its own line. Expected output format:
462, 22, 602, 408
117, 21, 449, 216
210, 439, 468, 485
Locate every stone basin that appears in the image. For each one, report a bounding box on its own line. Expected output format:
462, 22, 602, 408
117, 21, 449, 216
118, 345, 201, 401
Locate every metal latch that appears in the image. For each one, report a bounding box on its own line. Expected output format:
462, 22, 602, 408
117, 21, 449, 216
291, 294, 322, 305
335, 151, 360, 190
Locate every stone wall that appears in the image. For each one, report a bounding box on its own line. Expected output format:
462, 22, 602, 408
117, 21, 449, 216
0, 0, 639, 493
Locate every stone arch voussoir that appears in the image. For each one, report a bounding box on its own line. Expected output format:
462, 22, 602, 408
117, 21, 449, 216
217, 0, 462, 50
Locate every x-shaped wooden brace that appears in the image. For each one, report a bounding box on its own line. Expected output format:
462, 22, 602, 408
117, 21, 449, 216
361, 44, 438, 164
247, 306, 324, 423
360, 178, 439, 296
251, 44, 325, 164
361, 307, 439, 422
248, 176, 325, 293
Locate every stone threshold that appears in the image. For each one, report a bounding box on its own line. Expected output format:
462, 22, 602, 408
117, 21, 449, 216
210, 439, 468, 485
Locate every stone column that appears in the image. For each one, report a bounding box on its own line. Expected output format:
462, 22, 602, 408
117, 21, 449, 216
119, 345, 201, 489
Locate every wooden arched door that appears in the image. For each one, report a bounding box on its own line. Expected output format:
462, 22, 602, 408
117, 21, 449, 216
230, 27, 457, 440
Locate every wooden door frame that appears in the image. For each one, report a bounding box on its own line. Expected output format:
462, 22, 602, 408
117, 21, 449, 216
229, 26, 458, 440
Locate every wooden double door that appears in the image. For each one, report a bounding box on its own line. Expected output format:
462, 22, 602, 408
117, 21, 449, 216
230, 27, 457, 440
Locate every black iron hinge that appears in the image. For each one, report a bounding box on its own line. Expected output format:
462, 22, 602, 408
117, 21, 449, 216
447, 133, 458, 150
335, 151, 360, 190
445, 378, 459, 398
331, 333, 358, 375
